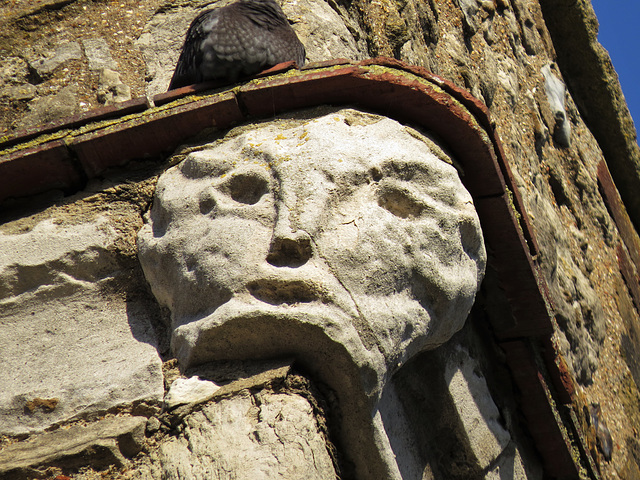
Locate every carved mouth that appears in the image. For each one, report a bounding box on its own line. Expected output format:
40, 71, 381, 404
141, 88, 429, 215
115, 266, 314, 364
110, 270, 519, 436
247, 279, 322, 305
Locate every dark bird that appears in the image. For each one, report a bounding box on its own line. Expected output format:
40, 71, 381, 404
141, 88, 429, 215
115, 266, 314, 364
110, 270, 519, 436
169, 0, 306, 90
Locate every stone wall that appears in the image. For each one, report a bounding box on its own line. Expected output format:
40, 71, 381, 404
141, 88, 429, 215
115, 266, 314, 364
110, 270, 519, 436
1, 0, 640, 478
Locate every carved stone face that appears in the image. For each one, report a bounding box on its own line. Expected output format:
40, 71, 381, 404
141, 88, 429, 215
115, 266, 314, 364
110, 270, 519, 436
138, 109, 485, 399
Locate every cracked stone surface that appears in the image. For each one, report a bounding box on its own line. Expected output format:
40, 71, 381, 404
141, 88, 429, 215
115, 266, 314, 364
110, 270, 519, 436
159, 390, 336, 480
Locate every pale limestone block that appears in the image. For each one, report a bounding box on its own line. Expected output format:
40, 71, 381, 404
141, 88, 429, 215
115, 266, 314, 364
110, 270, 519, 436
0, 218, 163, 435
445, 345, 511, 469
164, 376, 220, 409
485, 443, 541, 480
159, 391, 336, 480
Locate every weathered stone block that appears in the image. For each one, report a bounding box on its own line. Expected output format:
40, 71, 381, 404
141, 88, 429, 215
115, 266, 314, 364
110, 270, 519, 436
0, 217, 163, 435
138, 107, 486, 478
0, 415, 147, 477
159, 391, 336, 480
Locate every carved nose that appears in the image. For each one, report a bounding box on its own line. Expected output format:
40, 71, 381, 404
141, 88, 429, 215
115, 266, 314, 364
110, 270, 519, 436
267, 230, 312, 267
267, 212, 313, 268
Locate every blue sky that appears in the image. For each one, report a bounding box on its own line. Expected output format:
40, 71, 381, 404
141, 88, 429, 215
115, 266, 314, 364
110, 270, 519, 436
590, 0, 640, 136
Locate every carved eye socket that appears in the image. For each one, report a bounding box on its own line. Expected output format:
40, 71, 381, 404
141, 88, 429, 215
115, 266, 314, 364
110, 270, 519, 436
378, 187, 425, 219
224, 173, 269, 205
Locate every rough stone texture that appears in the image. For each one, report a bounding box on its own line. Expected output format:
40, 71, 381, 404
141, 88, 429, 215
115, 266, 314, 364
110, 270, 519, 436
96, 68, 132, 105
0, 415, 147, 478
0, 215, 164, 436
281, 0, 366, 63
391, 320, 544, 480
0, 0, 159, 130
29, 41, 83, 79
82, 38, 118, 71
485, 444, 531, 480
1, 84, 37, 102
445, 345, 511, 469
0, 288, 163, 436
18, 85, 79, 130
138, 107, 485, 387
163, 376, 220, 409
1, 0, 640, 478
0, 56, 29, 86
381, 0, 614, 390
135, 4, 201, 97
158, 391, 336, 480
542, 64, 571, 148
161, 359, 296, 425
538, 0, 640, 231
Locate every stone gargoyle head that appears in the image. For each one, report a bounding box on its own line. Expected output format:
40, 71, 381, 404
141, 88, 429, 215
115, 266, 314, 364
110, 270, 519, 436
137, 107, 486, 406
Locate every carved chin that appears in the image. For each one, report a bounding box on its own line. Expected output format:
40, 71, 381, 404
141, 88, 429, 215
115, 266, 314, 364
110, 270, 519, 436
171, 298, 387, 400
169, 287, 442, 380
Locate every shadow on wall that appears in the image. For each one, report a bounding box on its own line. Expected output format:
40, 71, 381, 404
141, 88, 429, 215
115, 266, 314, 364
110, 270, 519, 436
391, 317, 544, 479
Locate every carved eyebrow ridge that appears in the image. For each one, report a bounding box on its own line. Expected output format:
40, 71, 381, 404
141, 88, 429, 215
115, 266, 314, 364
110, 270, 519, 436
378, 158, 448, 182
180, 153, 234, 179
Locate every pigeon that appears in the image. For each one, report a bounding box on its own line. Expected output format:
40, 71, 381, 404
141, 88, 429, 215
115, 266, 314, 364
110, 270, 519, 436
169, 0, 306, 90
